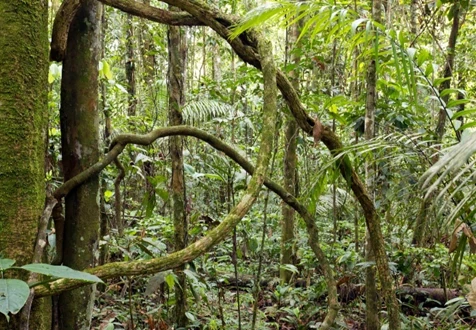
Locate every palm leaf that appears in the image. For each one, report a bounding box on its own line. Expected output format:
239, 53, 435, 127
182, 99, 235, 125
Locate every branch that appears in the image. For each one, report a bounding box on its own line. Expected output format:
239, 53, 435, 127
40, 125, 339, 324
50, 0, 82, 61
38, 32, 278, 296
50, 0, 203, 61
99, 0, 202, 26
154, 0, 397, 322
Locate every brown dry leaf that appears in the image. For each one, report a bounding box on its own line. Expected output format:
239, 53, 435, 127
467, 277, 476, 309
449, 220, 464, 253
462, 224, 476, 253
313, 118, 323, 146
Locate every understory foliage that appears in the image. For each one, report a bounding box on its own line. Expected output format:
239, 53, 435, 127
40, 0, 476, 329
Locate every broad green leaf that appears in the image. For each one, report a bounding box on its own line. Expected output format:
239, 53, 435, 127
0, 279, 30, 320
0, 259, 15, 271
104, 190, 113, 202
104, 322, 114, 330
185, 312, 196, 322
279, 264, 299, 274
145, 271, 171, 295
165, 272, 175, 290
155, 188, 169, 202
183, 269, 198, 282
416, 48, 431, 66
21, 264, 102, 283
103, 61, 112, 80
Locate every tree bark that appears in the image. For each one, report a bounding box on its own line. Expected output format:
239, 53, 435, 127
0, 0, 50, 328
364, 0, 380, 324
168, 6, 188, 328
125, 14, 137, 116
58, 1, 101, 329
435, 3, 460, 142
280, 21, 299, 284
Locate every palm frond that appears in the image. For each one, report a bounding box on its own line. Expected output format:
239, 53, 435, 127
182, 99, 235, 125
230, 1, 303, 39
420, 131, 476, 198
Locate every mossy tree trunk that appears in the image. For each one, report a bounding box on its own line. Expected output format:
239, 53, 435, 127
0, 0, 50, 328
280, 20, 300, 284
168, 7, 188, 328
58, 1, 101, 329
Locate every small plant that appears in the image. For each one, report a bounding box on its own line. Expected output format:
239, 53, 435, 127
0, 258, 102, 321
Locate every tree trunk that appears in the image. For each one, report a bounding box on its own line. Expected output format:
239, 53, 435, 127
168, 7, 188, 328
125, 13, 137, 116
140, 0, 156, 83
280, 22, 299, 284
435, 3, 460, 142
0, 0, 50, 328
58, 1, 101, 329
365, 0, 381, 327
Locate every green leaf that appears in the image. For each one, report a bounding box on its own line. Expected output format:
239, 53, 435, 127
104, 190, 113, 202
21, 264, 103, 283
351, 18, 367, 34
451, 108, 476, 119
165, 272, 176, 290
0, 279, 30, 320
406, 47, 417, 60
441, 88, 464, 98
459, 121, 476, 131
356, 261, 376, 269
185, 312, 196, 322
433, 77, 451, 87
103, 61, 112, 80
104, 322, 114, 330
0, 259, 15, 271
145, 271, 171, 295
447, 99, 470, 109
279, 264, 299, 274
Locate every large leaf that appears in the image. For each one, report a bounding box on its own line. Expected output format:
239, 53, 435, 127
0, 259, 15, 271
0, 279, 30, 321
21, 264, 102, 283
145, 271, 171, 295
421, 131, 476, 198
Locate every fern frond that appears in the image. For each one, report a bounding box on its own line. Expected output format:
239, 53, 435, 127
182, 99, 235, 125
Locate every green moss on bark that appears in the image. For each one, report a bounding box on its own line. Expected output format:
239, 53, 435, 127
0, 0, 49, 328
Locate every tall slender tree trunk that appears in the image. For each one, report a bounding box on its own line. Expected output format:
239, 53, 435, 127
0, 0, 50, 328
99, 4, 110, 266
280, 21, 299, 284
140, 0, 155, 84
435, 4, 460, 142
168, 7, 188, 328
414, 3, 461, 246
365, 0, 381, 328
125, 14, 137, 116
58, 1, 101, 329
